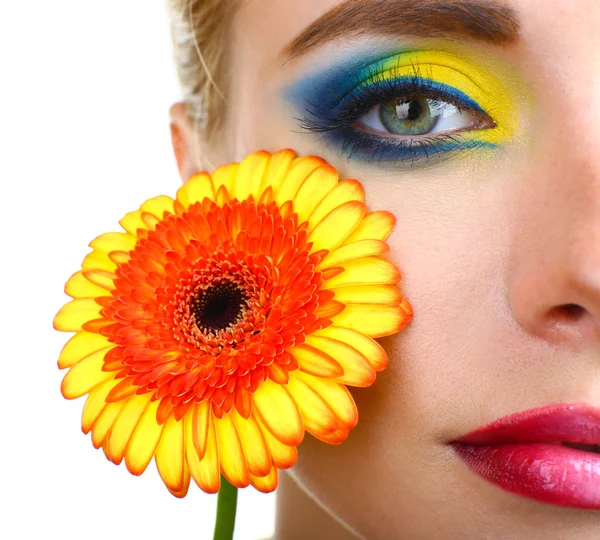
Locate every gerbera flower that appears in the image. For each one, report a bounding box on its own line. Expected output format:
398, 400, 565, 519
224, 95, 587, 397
53, 149, 412, 498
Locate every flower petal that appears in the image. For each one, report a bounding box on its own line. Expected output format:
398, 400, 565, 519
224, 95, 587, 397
185, 413, 220, 494
231, 150, 270, 201
308, 179, 365, 231
81, 249, 117, 272
304, 335, 376, 387
288, 343, 344, 378
287, 374, 339, 435
308, 201, 366, 253
253, 379, 304, 446
82, 269, 116, 291
61, 347, 114, 399
58, 332, 111, 369
332, 304, 412, 338
260, 149, 296, 195
89, 232, 137, 254
322, 257, 400, 289
125, 400, 165, 476
81, 378, 115, 434
211, 163, 238, 197
232, 410, 272, 477
315, 326, 388, 371
343, 210, 396, 244
293, 165, 339, 224
91, 400, 127, 449
255, 414, 298, 469
215, 413, 250, 488
155, 416, 185, 493
318, 239, 389, 269
330, 284, 403, 306
54, 298, 103, 332
176, 172, 215, 208
106, 393, 153, 465
191, 401, 210, 461
65, 271, 108, 299
275, 156, 324, 205
250, 466, 278, 493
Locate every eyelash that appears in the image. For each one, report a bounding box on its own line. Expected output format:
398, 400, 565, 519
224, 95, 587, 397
295, 61, 495, 166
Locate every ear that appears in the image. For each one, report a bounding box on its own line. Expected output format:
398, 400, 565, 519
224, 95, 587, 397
169, 102, 204, 182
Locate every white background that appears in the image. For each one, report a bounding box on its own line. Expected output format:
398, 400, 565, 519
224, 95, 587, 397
0, 2, 275, 539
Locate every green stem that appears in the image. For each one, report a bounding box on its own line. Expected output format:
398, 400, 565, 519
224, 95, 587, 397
213, 475, 238, 540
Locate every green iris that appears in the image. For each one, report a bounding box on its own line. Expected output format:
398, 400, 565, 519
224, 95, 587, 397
379, 98, 441, 135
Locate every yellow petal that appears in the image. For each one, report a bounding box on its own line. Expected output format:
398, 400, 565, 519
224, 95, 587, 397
304, 335, 375, 387
288, 343, 344, 378
89, 232, 137, 253
65, 271, 108, 299
211, 163, 238, 197
81, 249, 117, 272
322, 257, 400, 289
58, 332, 111, 369
54, 298, 103, 332
253, 379, 304, 446
91, 400, 126, 449
286, 375, 339, 435
250, 466, 278, 493
155, 416, 185, 493
168, 465, 191, 499
61, 347, 114, 399
260, 149, 296, 196
82, 269, 116, 290
185, 413, 220, 493
255, 414, 298, 469
330, 284, 403, 306
332, 304, 411, 338
308, 179, 365, 231
294, 371, 358, 430
125, 399, 165, 476
275, 156, 324, 206
119, 209, 146, 237
176, 172, 215, 208
293, 165, 339, 224
318, 239, 389, 269
232, 410, 272, 477
190, 401, 210, 461
231, 150, 270, 201
81, 378, 115, 433
215, 413, 250, 488
308, 201, 366, 253
106, 393, 152, 465
343, 210, 396, 244
315, 325, 388, 371
119, 195, 174, 235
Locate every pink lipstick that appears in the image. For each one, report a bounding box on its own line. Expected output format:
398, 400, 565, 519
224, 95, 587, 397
452, 403, 600, 509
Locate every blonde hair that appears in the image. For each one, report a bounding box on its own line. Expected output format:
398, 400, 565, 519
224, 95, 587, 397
168, 0, 236, 138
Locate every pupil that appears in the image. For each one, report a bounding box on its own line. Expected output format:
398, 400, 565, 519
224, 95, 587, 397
192, 280, 247, 332
406, 100, 422, 121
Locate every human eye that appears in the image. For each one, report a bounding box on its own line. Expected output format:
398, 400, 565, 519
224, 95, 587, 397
286, 49, 517, 167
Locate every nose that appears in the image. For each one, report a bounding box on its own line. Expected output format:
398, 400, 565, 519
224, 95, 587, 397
507, 119, 600, 347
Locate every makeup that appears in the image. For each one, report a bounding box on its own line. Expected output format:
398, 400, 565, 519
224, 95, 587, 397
285, 44, 524, 166
452, 403, 600, 509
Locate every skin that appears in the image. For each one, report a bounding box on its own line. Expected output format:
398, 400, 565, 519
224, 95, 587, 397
169, 0, 600, 538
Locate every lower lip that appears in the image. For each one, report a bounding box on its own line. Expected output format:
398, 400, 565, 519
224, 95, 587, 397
453, 443, 600, 509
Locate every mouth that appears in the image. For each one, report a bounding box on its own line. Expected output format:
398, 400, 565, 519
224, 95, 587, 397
451, 403, 600, 509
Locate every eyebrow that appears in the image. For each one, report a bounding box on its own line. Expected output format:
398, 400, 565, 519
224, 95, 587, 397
282, 0, 520, 60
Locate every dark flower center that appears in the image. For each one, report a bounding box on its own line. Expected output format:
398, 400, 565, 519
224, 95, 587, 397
192, 280, 248, 333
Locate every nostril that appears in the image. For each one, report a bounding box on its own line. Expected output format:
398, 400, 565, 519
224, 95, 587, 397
549, 303, 586, 322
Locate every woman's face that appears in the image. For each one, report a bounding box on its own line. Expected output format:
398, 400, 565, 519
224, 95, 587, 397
173, 0, 600, 537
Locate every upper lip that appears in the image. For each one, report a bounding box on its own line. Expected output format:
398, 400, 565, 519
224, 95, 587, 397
453, 403, 600, 446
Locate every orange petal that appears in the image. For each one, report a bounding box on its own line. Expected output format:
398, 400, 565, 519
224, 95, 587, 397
293, 165, 339, 224
318, 239, 389, 269
155, 416, 185, 493
61, 348, 114, 399
253, 379, 304, 446
58, 333, 111, 369
185, 413, 220, 494
308, 201, 366, 253
315, 326, 388, 371
231, 150, 270, 201
232, 411, 272, 477
304, 335, 376, 387
288, 343, 344, 378
215, 413, 250, 488
250, 466, 279, 493
106, 393, 152, 464
329, 284, 403, 306
323, 257, 400, 289
176, 172, 215, 208
286, 374, 339, 435
343, 210, 396, 244
64, 271, 108, 299
54, 298, 103, 332
125, 399, 165, 476
332, 304, 412, 338
308, 179, 365, 231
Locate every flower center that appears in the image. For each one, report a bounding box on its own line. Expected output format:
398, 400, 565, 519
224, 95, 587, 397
192, 280, 248, 334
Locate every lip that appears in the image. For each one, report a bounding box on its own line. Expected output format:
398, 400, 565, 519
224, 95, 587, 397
451, 403, 600, 509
